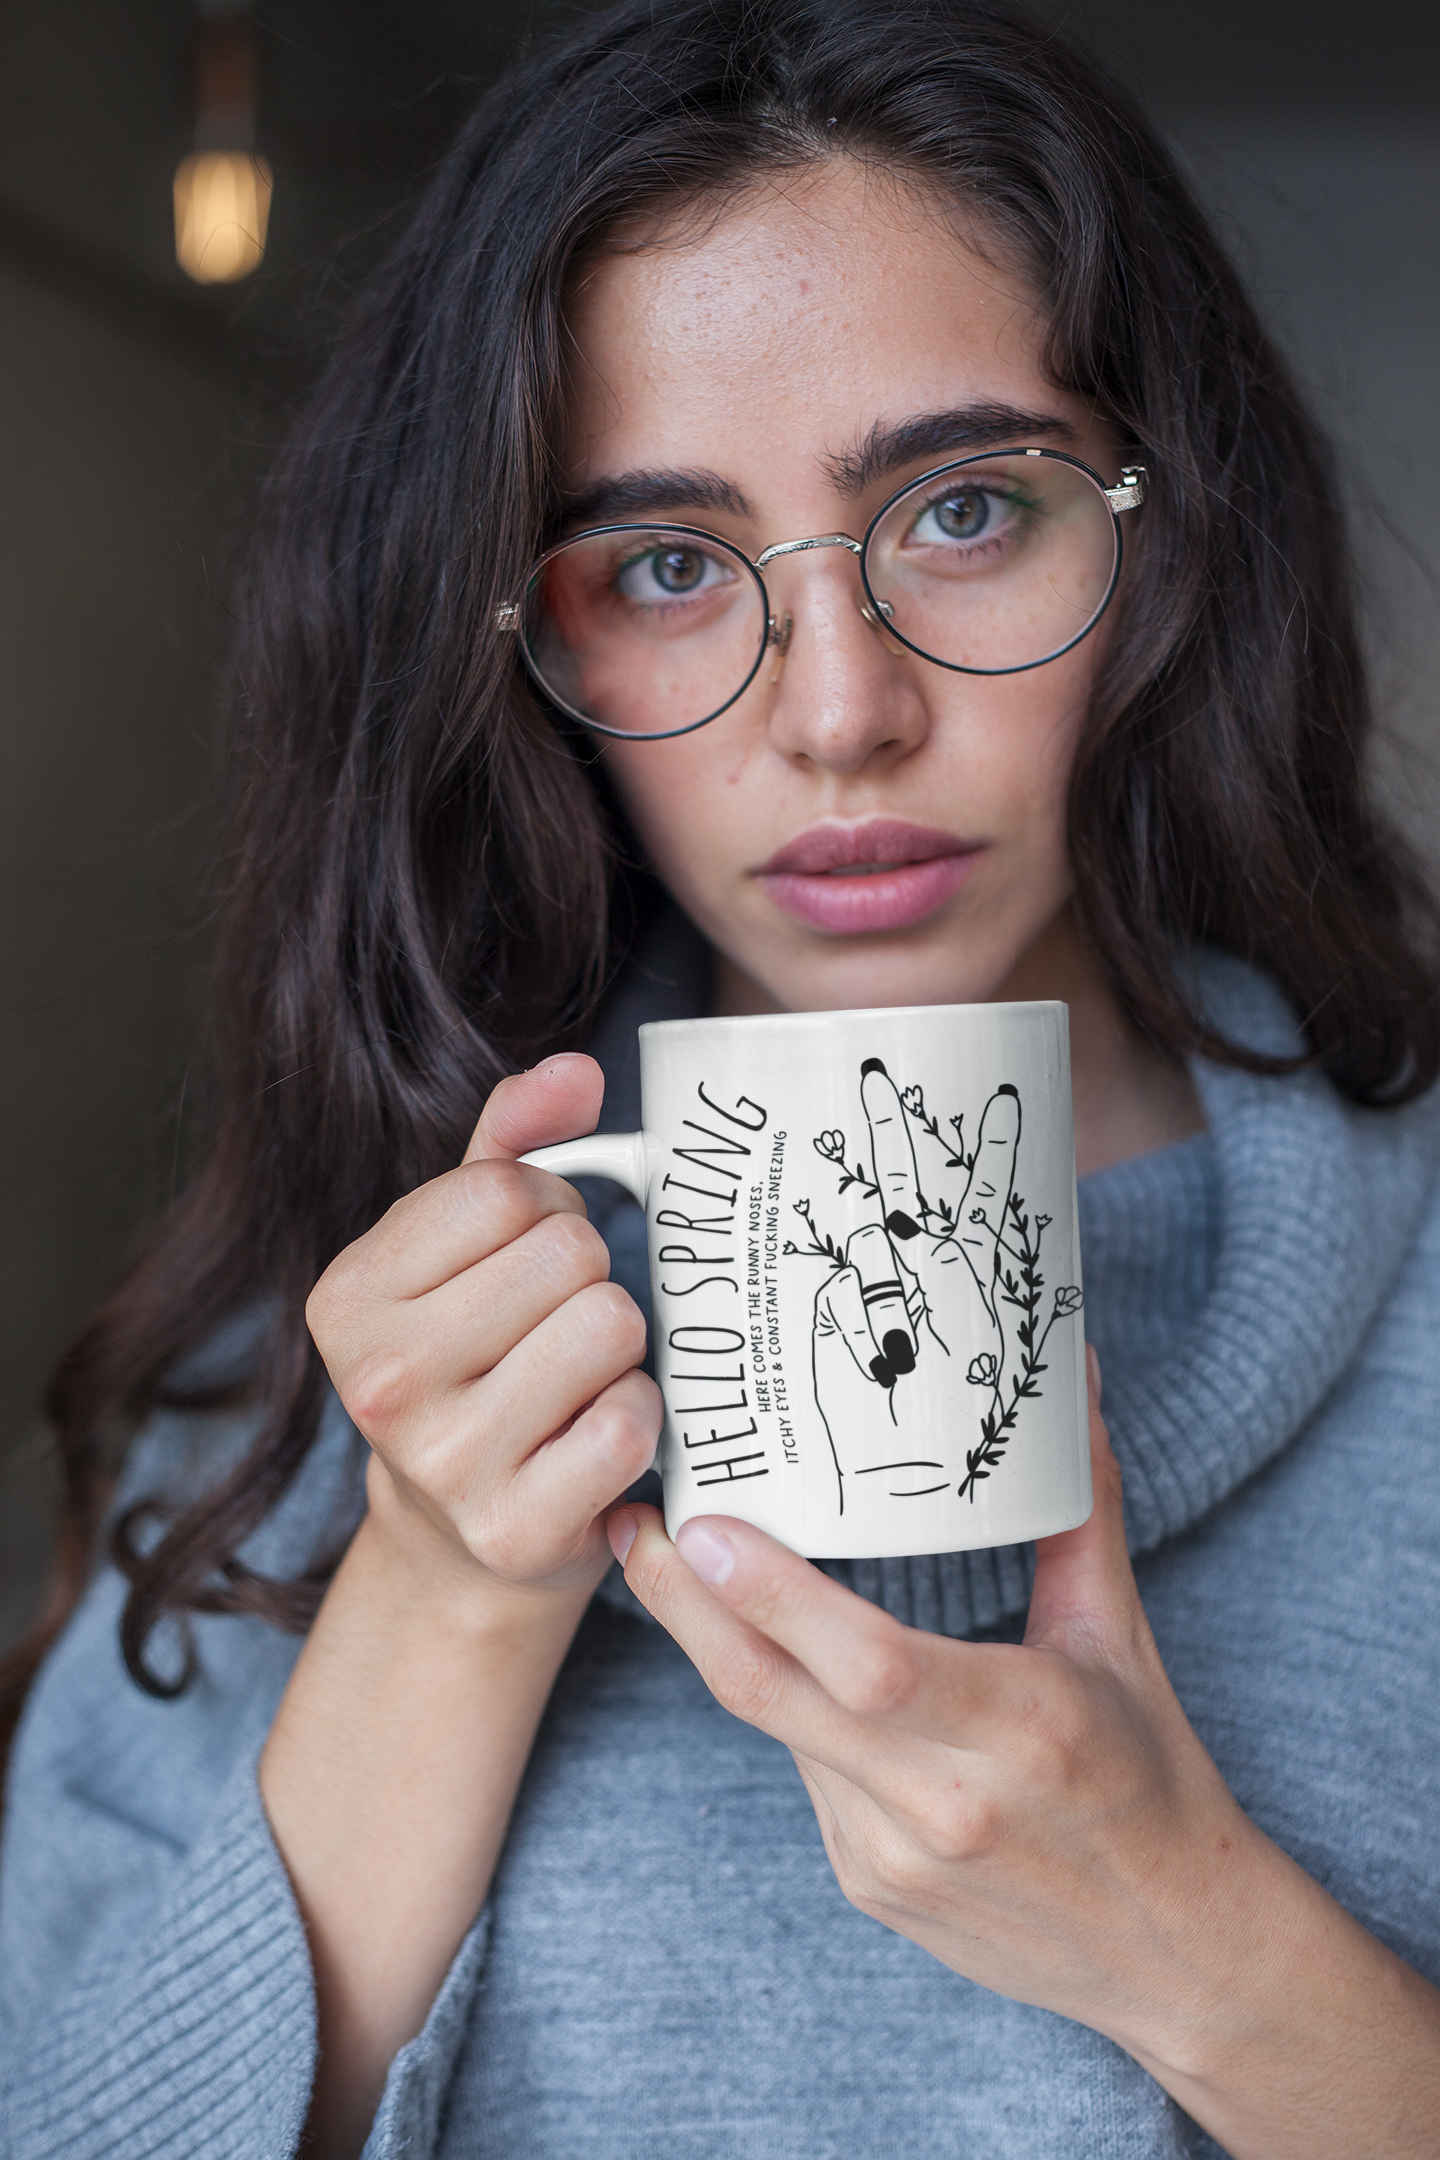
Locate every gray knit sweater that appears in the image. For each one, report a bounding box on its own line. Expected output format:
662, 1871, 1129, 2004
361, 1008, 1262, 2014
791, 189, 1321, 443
4, 949, 1440, 2160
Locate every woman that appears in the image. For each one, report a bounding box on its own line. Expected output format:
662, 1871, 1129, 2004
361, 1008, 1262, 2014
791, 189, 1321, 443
3, 3, 1439, 2155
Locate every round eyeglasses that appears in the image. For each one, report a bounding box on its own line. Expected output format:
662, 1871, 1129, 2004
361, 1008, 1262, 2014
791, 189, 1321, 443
496, 447, 1146, 741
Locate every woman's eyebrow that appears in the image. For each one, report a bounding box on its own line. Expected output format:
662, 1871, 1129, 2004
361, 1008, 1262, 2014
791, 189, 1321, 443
559, 405, 1072, 529
560, 467, 752, 527
825, 404, 1076, 494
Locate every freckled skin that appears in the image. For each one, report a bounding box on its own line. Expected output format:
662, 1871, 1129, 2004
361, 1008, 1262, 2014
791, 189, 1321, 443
563, 162, 1128, 1018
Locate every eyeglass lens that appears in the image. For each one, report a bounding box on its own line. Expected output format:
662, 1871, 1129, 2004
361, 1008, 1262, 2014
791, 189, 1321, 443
521, 452, 1120, 738
524, 529, 767, 738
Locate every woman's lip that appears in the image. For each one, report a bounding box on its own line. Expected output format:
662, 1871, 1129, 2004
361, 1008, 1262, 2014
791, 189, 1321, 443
757, 851, 978, 934
757, 818, 972, 876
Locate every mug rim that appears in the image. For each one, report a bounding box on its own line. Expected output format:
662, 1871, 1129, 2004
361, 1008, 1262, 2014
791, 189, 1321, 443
638, 998, 1068, 1041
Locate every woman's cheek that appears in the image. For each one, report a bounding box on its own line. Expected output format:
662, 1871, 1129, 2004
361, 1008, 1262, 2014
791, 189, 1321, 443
601, 738, 755, 903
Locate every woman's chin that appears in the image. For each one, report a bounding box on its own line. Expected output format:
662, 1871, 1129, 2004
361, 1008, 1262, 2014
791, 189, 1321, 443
723, 926, 1020, 1017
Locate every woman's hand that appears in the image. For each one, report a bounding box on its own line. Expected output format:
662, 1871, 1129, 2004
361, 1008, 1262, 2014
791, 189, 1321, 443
612, 1346, 1231, 2046
609, 1349, 1440, 2160
808, 1070, 1050, 1512
307, 1051, 661, 1610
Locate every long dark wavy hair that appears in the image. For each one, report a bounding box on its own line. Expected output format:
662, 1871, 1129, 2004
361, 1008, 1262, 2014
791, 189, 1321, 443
6, 0, 1437, 1728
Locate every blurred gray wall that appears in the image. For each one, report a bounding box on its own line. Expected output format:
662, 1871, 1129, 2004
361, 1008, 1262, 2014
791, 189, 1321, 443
0, 267, 227, 1643
1178, 119, 1440, 843
3, 2, 1438, 1647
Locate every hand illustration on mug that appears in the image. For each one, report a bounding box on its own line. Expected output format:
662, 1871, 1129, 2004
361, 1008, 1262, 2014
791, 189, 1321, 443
785, 1060, 1081, 1514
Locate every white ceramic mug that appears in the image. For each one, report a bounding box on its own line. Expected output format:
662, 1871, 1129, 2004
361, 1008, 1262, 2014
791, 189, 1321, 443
522, 1003, 1090, 1559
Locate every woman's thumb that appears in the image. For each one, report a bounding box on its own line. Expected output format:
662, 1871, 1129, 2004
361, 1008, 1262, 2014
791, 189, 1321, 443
464, 1053, 604, 1163
1023, 1345, 1139, 1655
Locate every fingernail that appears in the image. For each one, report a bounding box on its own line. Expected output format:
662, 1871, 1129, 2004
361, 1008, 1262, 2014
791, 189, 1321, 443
676, 1521, 736, 1587
607, 1509, 638, 1566
882, 1329, 916, 1376
1086, 1342, 1103, 1405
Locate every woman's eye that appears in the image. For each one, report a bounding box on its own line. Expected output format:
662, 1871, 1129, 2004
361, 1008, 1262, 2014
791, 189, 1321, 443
907, 487, 1020, 548
616, 544, 731, 603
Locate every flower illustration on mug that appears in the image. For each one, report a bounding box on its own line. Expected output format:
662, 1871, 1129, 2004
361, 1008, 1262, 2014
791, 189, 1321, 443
1053, 1285, 1083, 1318
900, 1084, 925, 1116
966, 1351, 999, 1387
813, 1129, 881, 1201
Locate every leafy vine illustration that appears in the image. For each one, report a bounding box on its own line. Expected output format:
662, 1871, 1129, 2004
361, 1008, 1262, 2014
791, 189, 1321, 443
900, 1083, 976, 1179
957, 1190, 1082, 1501
784, 1198, 846, 1266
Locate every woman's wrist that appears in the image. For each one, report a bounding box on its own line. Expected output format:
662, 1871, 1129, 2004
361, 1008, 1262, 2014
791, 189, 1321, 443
357, 1453, 610, 1643
1097, 1804, 1293, 2072
263, 1467, 611, 2160
1110, 1813, 1440, 2159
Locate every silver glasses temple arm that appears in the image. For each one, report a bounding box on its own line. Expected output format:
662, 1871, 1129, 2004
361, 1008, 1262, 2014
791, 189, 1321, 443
1103, 465, 1147, 513
495, 602, 520, 631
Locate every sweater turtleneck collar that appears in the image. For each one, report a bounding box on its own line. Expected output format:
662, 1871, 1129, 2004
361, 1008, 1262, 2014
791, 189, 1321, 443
586, 914, 1440, 1637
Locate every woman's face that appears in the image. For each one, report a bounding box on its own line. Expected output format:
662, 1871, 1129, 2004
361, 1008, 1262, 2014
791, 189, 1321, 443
562, 162, 1126, 1014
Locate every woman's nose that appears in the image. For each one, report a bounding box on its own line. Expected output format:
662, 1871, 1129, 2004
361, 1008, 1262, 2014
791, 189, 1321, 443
762, 557, 930, 774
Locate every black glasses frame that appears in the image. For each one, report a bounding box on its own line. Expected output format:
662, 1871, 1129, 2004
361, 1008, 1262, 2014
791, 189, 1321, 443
498, 446, 1146, 742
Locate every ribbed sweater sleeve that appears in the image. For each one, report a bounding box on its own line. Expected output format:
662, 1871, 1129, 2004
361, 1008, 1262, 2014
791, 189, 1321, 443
361, 1916, 491, 2160
1, 1406, 489, 2160
1, 1741, 315, 2159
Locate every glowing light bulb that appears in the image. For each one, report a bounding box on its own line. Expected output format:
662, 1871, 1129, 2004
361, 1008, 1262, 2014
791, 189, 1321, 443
173, 150, 272, 283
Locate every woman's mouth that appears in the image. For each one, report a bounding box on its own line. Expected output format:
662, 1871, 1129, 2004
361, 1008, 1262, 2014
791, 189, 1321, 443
754, 819, 981, 934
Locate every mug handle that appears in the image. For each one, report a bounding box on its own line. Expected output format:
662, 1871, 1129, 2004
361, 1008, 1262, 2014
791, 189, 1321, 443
518, 1131, 652, 1205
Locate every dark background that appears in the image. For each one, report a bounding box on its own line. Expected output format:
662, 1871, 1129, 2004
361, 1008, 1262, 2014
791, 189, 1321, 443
3, 1, 1438, 1646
